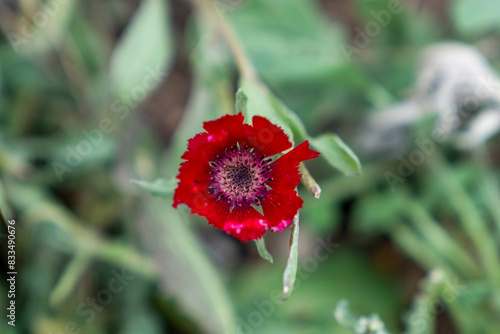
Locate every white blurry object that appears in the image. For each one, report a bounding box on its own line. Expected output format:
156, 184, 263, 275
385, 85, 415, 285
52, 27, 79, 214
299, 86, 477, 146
457, 109, 500, 149
360, 42, 500, 155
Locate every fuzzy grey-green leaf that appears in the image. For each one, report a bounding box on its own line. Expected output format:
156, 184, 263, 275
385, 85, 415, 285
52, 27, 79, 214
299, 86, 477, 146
281, 214, 300, 301
109, 0, 173, 104
310, 133, 362, 176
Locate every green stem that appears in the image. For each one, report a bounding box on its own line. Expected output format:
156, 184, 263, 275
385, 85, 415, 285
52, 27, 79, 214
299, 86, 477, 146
393, 223, 456, 277
90, 241, 158, 280
21, 201, 158, 280
473, 146, 500, 243
406, 201, 480, 279
190, 0, 257, 81
49, 253, 91, 307
299, 163, 321, 199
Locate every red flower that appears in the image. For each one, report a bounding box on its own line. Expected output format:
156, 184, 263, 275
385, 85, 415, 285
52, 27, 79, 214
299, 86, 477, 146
173, 113, 319, 242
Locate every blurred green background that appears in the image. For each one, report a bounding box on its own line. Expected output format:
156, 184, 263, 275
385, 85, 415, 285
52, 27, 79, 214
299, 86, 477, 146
1, 0, 500, 333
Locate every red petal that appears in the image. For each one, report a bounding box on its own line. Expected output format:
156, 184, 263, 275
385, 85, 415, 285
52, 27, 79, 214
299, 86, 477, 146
181, 133, 216, 165
269, 141, 319, 192
222, 205, 267, 242
203, 113, 245, 133
260, 141, 319, 231
250, 116, 292, 156
281, 140, 320, 163
174, 134, 228, 225
261, 189, 302, 232
174, 177, 232, 230
203, 113, 256, 154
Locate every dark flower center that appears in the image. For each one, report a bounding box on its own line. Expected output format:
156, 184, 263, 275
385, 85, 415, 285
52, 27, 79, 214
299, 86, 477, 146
209, 145, 274, 208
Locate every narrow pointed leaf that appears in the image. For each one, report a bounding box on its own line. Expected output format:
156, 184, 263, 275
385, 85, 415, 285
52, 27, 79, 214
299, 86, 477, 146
254, 238, 273, 263
281, 214, 299, 301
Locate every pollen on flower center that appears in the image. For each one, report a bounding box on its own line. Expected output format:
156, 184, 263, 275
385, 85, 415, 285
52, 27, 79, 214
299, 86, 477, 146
209, 145, 273, 208
229, 166, 253, 188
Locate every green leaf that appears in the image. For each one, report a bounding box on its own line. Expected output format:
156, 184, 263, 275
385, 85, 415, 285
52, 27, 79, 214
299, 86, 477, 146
235, 88, 248, 115
281, 214, 299, 301
109, 0, 173, 104
131, 178, 177, 198
254, 238, 274, 263
309, 134, 362, 176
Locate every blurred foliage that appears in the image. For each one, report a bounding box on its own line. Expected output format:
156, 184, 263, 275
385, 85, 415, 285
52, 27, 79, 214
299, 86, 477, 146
1, 0, 500, 334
